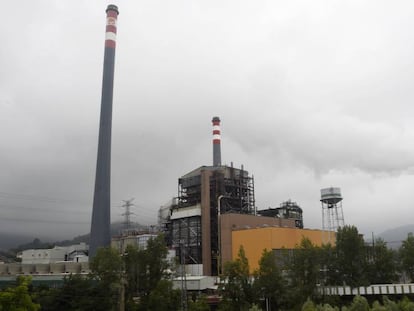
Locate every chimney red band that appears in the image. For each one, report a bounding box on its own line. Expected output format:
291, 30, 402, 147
105, 9, 118, 49
212, 118, 221, 144
212, 116, 221, 166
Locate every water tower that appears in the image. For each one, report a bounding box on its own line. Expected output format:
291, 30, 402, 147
320, 187, 345, 244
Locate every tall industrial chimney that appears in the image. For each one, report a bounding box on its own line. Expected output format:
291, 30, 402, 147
212, 116, 221, 166
90, 4, 119, 258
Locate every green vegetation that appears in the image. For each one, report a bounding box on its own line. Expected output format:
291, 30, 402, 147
215, 226, 414, 310
400, 233, 414, 282
0, 276, 40, 311
252, 249, 286, 310
298, 295, 414, 311
219, 246, 253, 311
2, 227, 414, 310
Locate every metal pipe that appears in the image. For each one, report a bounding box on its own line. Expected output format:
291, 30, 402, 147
217, 194, 224, 275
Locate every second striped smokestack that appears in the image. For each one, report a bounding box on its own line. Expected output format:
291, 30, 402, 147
212, 116, 221, 166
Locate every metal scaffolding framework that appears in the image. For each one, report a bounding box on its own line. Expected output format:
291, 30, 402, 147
168, 165, 255, 275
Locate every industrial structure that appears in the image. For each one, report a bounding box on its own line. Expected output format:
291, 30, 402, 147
19, 243, 88, 264
90, 4, 119, 258
257, 199, 304, 229
0, 242, 90, 288
232, 226, 330, 272
160, 117, 256, 275
321, 187, 345, 244
159, 117, 310, 276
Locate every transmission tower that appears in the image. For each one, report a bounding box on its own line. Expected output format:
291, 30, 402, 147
121, 198, 135, 230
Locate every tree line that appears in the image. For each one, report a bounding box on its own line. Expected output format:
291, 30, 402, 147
218, 225, 414, 310
0, 234, 209, 311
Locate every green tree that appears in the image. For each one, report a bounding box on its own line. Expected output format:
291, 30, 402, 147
38, 274, 110, 311
144, 234, 169, 291
124, 244, 142, 301
366, 238, 397, 284
288, 237, 321, 305
398, 296, 414, 311
320, 243, 340, 286
336, 226, 368, 287
248, 304, 263, 311
382, 296, 398, 311
318, 303, 339, 311
188, 295, 210, 311
90, 247, 124, 310
348, 295, 369, 311
253, 249, 286, 310
124, 234, 171, 309
90, 246, 123, 285
144, 279, 181, 311
219, 246, 253, 311
0, 276, 40, 311
301, 298, 317, 311
400, 233, 414, 282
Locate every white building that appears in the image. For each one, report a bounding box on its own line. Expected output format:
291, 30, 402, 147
111, 233, 158, 254
20, 243, 88, 264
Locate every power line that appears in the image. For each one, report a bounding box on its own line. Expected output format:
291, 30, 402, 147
0, 191, 88, 204
0, 216, 89, 225
0, 204, 89, 214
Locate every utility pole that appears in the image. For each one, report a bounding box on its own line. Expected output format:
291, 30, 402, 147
119, 273, 126, 311
179, 240, 188, 311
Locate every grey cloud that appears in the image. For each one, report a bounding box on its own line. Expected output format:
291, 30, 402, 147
1, 1, 414, 240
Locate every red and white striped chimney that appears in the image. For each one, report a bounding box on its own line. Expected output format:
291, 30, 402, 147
105, 5, 118, 48
212, 116, 221, 166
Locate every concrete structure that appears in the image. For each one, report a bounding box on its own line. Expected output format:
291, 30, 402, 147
20, 243, 88, 264
232, 226, 334, 273
318, 284, 414, 296
0, 262, 90, 288
172, 275, 216, 291
90, 4, 119, 258
0, 243, 89, 286
0, 262, 89, 276
111, 233, 158, 254
220, 214, 296, 271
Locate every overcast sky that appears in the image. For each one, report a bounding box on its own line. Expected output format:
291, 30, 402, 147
1, 1, 414, 241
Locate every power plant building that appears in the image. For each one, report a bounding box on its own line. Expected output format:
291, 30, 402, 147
161, 117, 256, 275
167, 164, 256, 276
161, 117, 307, 276
232, 226, 334, 273
257, 199, 304, 229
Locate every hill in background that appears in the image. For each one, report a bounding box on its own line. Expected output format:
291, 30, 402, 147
377, 224, 414, 249
0, 221, 149, 252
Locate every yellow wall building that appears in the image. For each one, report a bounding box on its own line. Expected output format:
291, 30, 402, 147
231, 227, 335, 273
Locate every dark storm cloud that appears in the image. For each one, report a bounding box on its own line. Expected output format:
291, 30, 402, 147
1, 0, 414, 240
